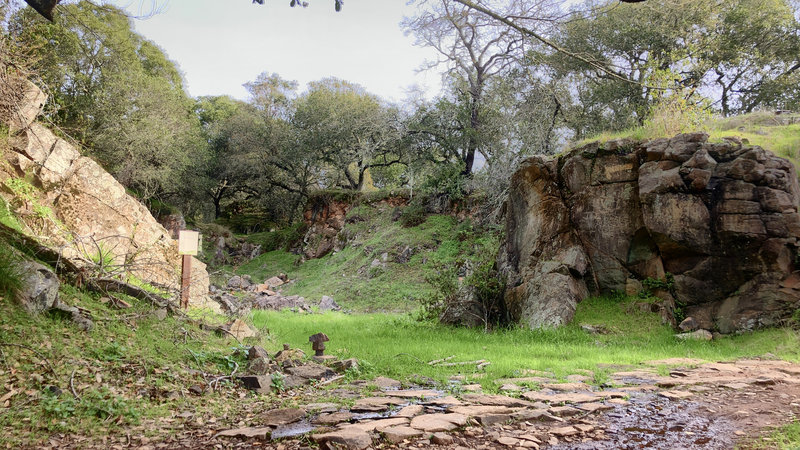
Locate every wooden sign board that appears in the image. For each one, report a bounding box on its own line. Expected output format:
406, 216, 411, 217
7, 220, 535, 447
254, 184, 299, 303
178, 230, 200, 256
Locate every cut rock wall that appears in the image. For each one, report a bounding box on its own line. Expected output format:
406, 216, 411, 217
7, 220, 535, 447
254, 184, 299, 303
0, 78, 215, 311
500, 133, 800, 333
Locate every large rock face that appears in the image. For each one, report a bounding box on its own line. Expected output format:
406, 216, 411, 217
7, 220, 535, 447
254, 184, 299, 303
500, 133, 800, 333
0, 78, 216, 311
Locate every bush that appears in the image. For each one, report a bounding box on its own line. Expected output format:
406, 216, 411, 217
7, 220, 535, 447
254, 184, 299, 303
398, 204, 427, 228
246, 222, 306, 252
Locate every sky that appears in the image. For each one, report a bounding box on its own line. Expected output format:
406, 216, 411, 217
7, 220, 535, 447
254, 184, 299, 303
112, 0, 444, 103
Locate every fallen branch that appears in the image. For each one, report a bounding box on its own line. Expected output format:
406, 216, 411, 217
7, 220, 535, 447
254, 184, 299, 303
428, 355, 456, 365
87, 278, 183, 315
69, 368, 80, 400
319, 375, 345, 386
436, 359, 488, 367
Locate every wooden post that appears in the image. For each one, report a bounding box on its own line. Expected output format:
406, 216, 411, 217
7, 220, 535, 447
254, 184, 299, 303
178, 230, 200, 310
181, 254, 191, 309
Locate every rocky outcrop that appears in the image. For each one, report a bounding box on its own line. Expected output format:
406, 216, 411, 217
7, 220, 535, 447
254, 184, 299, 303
0, 78, 216, 311
500, 133, 800, 333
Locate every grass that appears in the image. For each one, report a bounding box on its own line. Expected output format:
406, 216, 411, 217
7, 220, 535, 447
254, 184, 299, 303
747, 421, 800, 449
251, 295, 800, 390
575, 111, 800, 173
0, 279, 282, 447
234, 205, 498, 313
0, 241, 22, 299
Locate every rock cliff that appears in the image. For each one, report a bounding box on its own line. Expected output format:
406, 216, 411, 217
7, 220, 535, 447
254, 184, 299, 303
0, 78, 216, 311
500, 133, 800, 333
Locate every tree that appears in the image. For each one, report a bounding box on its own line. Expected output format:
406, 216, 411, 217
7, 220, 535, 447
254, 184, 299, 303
293, 78, 404, 191
11, 1, 206, 204
403, 0, 560, 175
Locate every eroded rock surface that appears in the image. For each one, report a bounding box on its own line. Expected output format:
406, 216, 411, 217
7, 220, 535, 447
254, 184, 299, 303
500, 133, 800, 333
0, 78, 214, 311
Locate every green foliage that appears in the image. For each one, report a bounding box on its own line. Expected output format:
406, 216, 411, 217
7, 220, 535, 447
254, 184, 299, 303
0, 241, 22, 300
271, 372, 286, 392
10, 1, 207, 205
246, 223, 305, 252
398, 203, 427, 228
748, 421, 800, 449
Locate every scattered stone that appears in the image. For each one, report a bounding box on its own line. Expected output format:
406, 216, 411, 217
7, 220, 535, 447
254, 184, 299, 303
226, 319, 256, 340
577, 402, 614, 413
274, 346, 306, 363
424, 395, 464, 406
497, 436, 520, 447
462, 394, 534, 407
247, 357, 274, 375
499, 383, 522, 392
566, 374, 592, 383
463, 384, 483, 392
313, 355, 338, 363
371, 376, 401, 389
249, 346, 271, 360
675, 329, 713, 341
314, 412, 353, 425
262, 408, 305, 426
227, 276, 252, 290
548, 406, 582, 417
679, 316, 699, 332
313, 428, 372, 450
512, 409, 562, 422
215, 427, 271, 439
153, 308, 168, 321
575, 424, 595, 433
285, 363, 336, 380
475, 413, 511, 426
432, 432, 454, 445
343, 417, 408, 433
304, 403, 339, 413
541, 382, 591, 391
264, 276, 285, 288
382, 426, 424, 443
409, 413, 468, 432
319, 295, 341, 312
331, 358, 359, 372
449, 405, 517, 416
237, 375, 272, 394
659, 390, 694, 400
385, 389, 440, 399
396, 405, 424, 418
351, 397, 406, 412
550, 426, 579, 437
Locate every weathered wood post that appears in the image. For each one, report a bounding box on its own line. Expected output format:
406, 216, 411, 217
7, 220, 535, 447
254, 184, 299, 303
178, 230, 200, 309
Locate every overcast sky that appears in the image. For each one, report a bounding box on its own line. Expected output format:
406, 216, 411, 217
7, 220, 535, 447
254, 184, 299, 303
114, 0, 443, 102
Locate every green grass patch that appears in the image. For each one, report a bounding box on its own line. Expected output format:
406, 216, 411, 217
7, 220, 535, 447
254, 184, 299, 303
235, 207, 494, 313
746, 421, 800, 449
252, 295, 800, 389
0, 278, 279, 446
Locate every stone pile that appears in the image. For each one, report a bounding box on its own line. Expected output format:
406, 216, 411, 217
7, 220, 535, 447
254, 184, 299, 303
212, 274, 340, 314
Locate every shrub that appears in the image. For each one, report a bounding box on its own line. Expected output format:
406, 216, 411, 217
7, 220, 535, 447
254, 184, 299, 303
398, 204, 427, 228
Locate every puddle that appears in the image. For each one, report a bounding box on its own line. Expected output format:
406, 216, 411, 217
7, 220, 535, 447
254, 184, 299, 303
553, 395, 735, 449
271, 420, 315, 440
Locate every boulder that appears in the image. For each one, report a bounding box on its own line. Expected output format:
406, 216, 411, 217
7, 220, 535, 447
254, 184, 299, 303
15, 260, 59, 314
318, 295, 340, 312
500, 134, 800, 333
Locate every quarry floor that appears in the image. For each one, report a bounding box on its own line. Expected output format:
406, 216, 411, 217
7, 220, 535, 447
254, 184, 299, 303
34, 357, 800, 449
